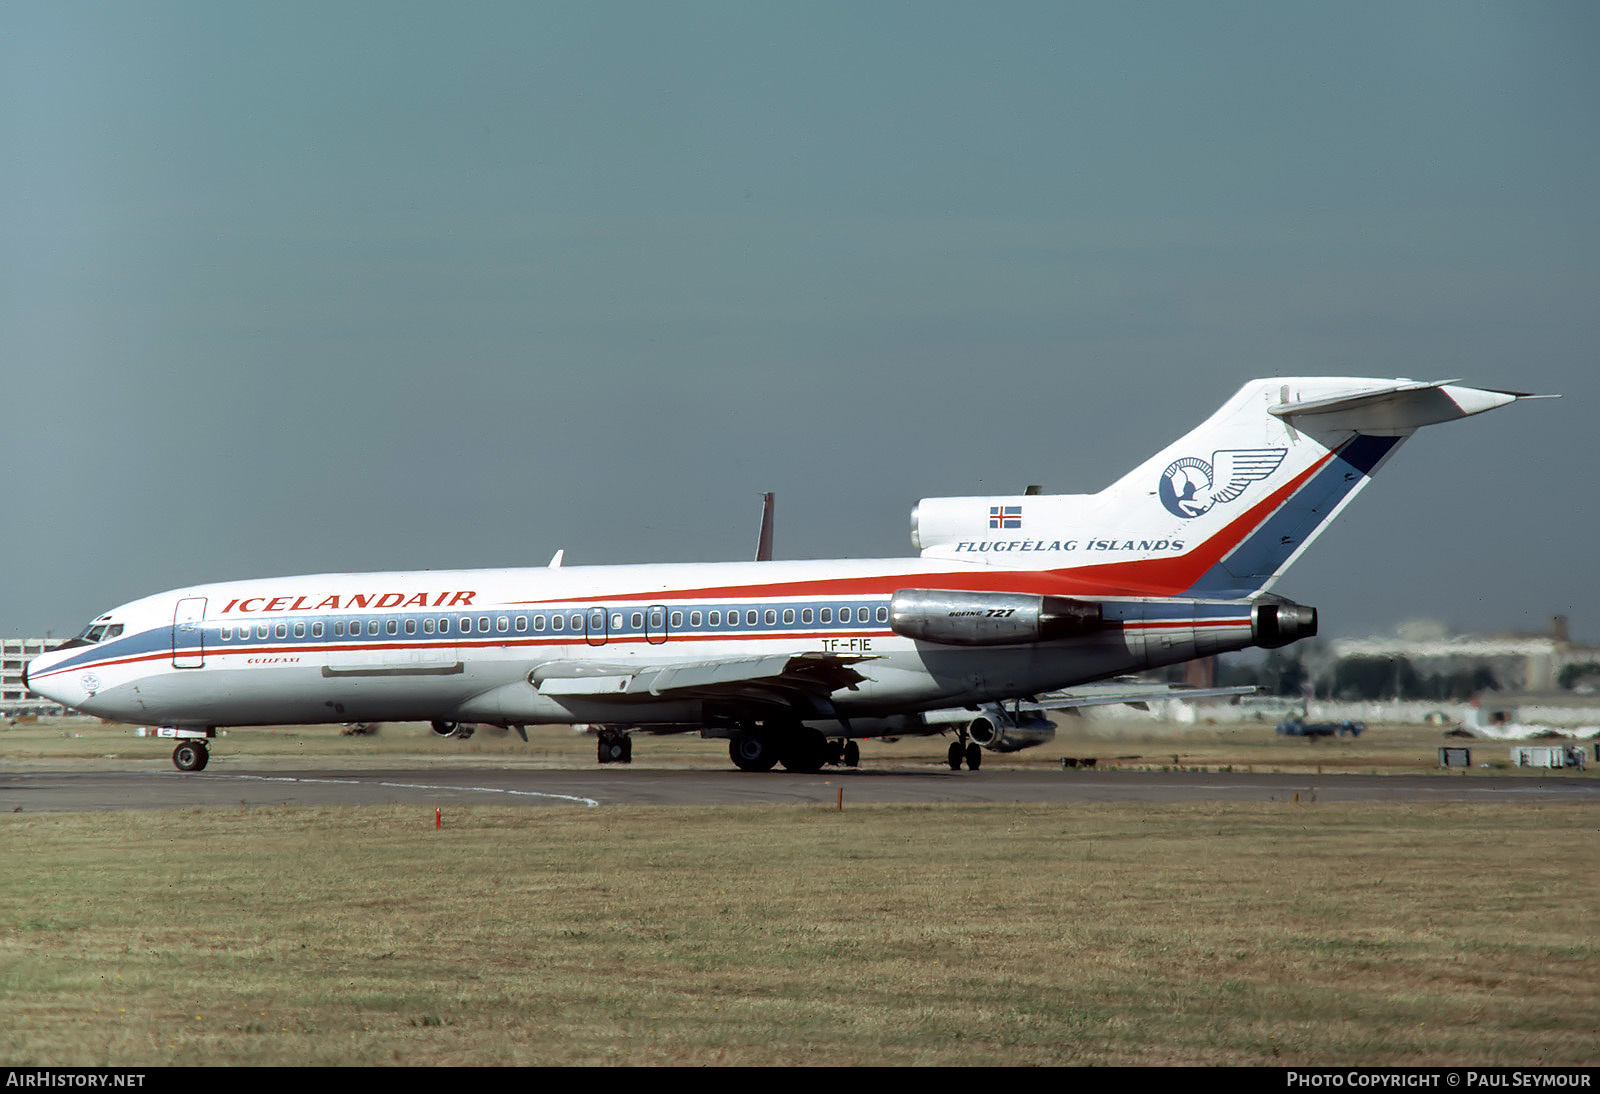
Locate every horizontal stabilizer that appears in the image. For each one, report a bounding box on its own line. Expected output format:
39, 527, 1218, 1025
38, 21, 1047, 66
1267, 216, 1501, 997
1267, 380, 1553, 435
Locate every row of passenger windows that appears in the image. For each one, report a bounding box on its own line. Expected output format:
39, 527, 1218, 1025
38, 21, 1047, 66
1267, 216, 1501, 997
217, 604, 889, 642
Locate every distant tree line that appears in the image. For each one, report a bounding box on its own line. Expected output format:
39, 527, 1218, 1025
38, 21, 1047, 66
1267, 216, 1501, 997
1217, 651, 1500, 701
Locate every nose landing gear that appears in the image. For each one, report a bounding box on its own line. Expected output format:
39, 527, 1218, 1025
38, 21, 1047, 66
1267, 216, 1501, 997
172, 740, 210, 772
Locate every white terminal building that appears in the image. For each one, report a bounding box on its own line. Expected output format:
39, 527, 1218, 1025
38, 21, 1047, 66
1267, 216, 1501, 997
2, 638, 68, 717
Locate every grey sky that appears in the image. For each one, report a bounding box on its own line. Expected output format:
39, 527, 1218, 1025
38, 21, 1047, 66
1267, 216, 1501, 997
4, 1, 1597, 641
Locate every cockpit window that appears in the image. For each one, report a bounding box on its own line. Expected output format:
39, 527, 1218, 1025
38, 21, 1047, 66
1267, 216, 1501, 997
105, 624, 123, 639
84, 625, 108, 644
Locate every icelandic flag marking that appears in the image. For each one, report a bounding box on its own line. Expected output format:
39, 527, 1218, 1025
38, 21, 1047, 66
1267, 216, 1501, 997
989, 505, 1022, 529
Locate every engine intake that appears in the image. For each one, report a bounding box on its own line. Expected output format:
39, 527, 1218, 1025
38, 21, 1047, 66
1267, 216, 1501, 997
890, 589, 1103, 646
965, 710, 1057, 752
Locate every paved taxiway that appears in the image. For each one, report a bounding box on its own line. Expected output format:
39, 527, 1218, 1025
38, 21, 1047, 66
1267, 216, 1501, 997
3, 766, 1597, 812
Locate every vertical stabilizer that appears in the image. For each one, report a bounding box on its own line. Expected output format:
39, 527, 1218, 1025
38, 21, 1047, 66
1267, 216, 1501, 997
912, 378, 1543, 597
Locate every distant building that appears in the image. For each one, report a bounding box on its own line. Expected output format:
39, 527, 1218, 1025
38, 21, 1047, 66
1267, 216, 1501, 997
2, 637, 68, 716
1328, 615, 1593, 694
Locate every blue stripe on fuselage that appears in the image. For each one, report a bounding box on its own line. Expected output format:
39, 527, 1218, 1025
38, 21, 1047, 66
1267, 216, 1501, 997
1182, 434, 1403, 598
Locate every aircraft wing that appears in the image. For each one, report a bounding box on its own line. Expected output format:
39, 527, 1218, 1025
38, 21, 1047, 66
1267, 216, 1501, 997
530, 651, 876, 708
1032, 681, 1257, 710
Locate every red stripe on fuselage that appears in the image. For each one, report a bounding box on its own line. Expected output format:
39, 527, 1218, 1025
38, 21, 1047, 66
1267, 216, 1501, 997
519, 452, 1335, 606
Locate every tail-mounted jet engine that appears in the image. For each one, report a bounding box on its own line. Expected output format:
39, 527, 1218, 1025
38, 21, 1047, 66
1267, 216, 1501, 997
963, 705, 1057, 752
889, 589, 1103, 646
1250, 597, 1318, 649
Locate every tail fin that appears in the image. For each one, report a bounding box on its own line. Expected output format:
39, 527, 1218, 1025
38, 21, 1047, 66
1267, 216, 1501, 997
912, 378, 1542, 598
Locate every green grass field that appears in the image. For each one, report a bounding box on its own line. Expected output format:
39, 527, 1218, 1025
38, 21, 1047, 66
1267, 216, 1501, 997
2, 718, 1596, 1065
2, 713, 1586, 775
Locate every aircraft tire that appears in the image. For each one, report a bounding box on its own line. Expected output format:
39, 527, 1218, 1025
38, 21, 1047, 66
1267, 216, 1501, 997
965, 742, 983, 771
844, 741, 860, 767
947, 741, 964, 770
779, 728, 829, 773
173, 742, 207, 772
729, 733, 780, 772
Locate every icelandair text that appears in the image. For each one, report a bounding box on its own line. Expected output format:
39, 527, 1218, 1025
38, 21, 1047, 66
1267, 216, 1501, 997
221, 591, 477, 613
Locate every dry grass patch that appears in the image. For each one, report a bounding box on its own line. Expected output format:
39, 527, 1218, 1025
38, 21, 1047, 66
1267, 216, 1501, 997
2, 801, 1596, 1065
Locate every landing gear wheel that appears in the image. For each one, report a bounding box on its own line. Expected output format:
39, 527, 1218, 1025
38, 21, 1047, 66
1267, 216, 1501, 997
597, 729, 632, 764
780, 728, 829, 773
173, 741, 208, 772
948, 741, 965, 771
965, 742, 983, 771
843, 741, 861, 768
729, 733, 780, 772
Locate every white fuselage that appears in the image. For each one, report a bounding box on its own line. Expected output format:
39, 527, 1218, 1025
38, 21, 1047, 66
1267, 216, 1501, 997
24, 555, 1253, 734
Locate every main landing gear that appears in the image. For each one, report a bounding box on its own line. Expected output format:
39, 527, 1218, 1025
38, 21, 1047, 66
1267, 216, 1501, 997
727, 724, 863, 774
596, 727, 633, 764
947, 740, 982, 771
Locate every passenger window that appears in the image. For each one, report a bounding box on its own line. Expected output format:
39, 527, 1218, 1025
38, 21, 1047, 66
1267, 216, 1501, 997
423, 618, 435, 635
497, 617, 508, 633
691, 611, 702, 627
405, 619, 417, 635
386, 619, 398, 635
293, 622, 306, 638
876, 606, 888, 623
478, 616, 490, 633
551, 615, 564, 632
311, 622, 323, 638
820, 608, 832, 624
611, 613, 623, 629
670, 611, 682, 628
802, 608, 813, 624
764, 609, 776, 625
515, 616, 526, 632
746, 610, 758, 626
630, 612, 642, 629
782, 608, 795, 624
368, 620, 379, 636
533, 615, 546, 632
708, 610, 720, 626
334, 621, 344, 637
460, 618, 472, 634
437, 618, 450, 633
570, 614, 583, 631
257, 624, 269, 639
221, 626, 232, 641
275, 623, 287, 639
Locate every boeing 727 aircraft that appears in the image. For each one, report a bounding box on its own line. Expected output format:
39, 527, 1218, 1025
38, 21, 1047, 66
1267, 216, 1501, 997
24, 377, 1539, 772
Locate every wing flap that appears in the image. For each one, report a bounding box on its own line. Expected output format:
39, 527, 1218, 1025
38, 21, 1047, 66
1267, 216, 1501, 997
1034, 682, 1257, 710
529, 652, 876, 703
